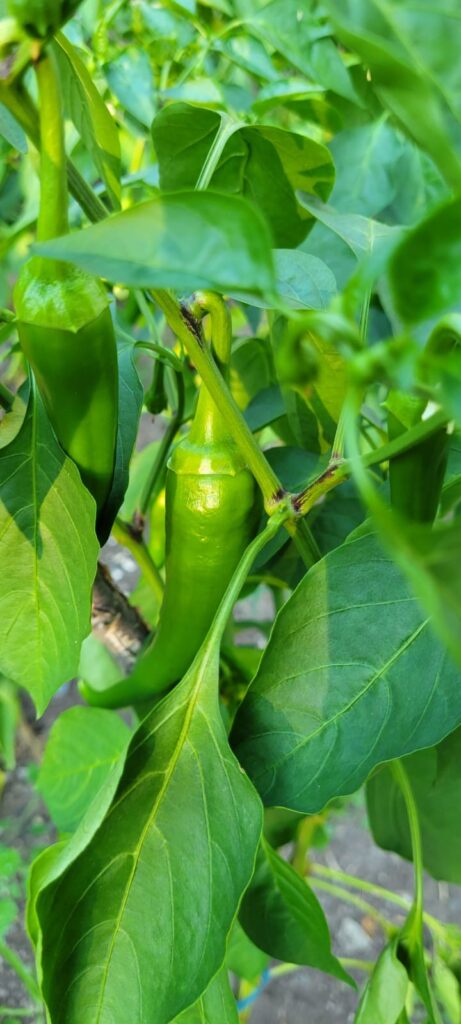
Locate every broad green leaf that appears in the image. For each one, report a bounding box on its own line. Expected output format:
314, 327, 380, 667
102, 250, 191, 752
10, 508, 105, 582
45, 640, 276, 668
231, 531, 461, 813
0, 386, 98, 715
273, 250, 337, 311
0, 101, 27, 152
54, 34, 121, 207
226, 921, 269, 983
34, 191, 276, 300
272, 313, 348, 452
240, 838, 351, 985
174, 970, 238, 1023
367, 726, 461, 884
37, 707, 131, 834
433, 957, 461, 1024
36, 644, 262, 1023
230, 337, 275, 412
250, 0, 359, 103
391, 518, 461, 670
242, 251, 336, 312
152, 103, 335, 247
98, 328, 143, 542
329, 118, 402, 218
312, 480, 364, 556
244, 384, 286, 432
0, 678, 19, 771
324, 0, 461, 191
354, 940, 408, 1024
301, 196, 400, 261
390, 196, 461, 324
105, 49, 156, 127
252, 78, 326, 116
215, 34, 278, 82
28, 757, 126, 950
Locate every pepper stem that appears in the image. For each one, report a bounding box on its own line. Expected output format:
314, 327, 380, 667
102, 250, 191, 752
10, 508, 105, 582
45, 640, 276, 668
35, 48, 68, 242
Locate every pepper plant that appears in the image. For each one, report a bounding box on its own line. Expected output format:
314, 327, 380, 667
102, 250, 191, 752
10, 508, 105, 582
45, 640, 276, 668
0, 0, 461, 1021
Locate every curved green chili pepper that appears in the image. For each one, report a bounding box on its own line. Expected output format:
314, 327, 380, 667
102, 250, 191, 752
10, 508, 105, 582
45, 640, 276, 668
387, 391, 448, 523
81, 301, 260, 708
14, 50, 118, 522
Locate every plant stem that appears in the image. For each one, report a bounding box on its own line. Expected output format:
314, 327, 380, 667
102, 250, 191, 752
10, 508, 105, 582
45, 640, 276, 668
340, 958, 375, 973
138, 371, 185, 517
112, 519, 164, 604
0, 1009, 41, 1018
0, 380, 15, 411
310, 863, 454, 947
195, 114, 240, 190
35, 50, 68, 241
0, 941, 41, 1002
135, 340, 183, 373
391, 761, 424, 933
190, 290, 232, 365
310, 878, 393, 937
294, 405, 449, 519
207, 505, 290, 651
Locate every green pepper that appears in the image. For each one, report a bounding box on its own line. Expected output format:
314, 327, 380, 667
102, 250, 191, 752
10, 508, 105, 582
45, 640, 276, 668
81, 306, 259, 709
7, 0, 83, 38
387, 391, 448, 523
14, 50, 118, 522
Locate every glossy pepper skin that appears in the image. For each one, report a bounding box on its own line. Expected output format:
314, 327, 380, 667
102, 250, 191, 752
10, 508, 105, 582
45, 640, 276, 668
15, 258, 118, 513
388, 391, 448, 523
81, 342, 259, 709
7, 0, 83, 37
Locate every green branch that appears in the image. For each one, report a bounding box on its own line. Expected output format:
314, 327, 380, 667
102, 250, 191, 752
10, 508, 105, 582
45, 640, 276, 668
35, 50, 68, 241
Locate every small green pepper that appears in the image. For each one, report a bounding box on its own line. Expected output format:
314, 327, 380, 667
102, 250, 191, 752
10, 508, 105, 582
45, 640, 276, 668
14, 50, 118, 522
81, 308, 259, 708
387, 391, 448, 523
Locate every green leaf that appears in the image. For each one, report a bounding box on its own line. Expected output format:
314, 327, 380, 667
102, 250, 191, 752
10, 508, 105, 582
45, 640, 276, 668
329, 119, 402, 218
391, 519, 461, 670
354, 940, 408, 1024
250, 0, 359, 103
226, 921, 269, 983
390, 196, 461, 323
54, 34, 121, 208
0, 386, 98, 715
273, 250, 337, 311
28, 757, 126, 950
231, 530, 460, 813
324, 0, 461, 191
240, 838, 351, 985
432, 957, 461, 1024
301, 196, 401, 261
37, 706, 131, 834
105, 49, 156, 127
173, 970, 238, 1023
367, 725, 461, 884
34, 191, 276, 300
0, 101, 27, 152
152, 103, 335, 246
36, 644, 262, 1023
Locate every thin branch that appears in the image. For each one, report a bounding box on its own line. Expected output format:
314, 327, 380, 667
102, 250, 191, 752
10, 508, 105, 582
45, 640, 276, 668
91, 563, 148, 671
